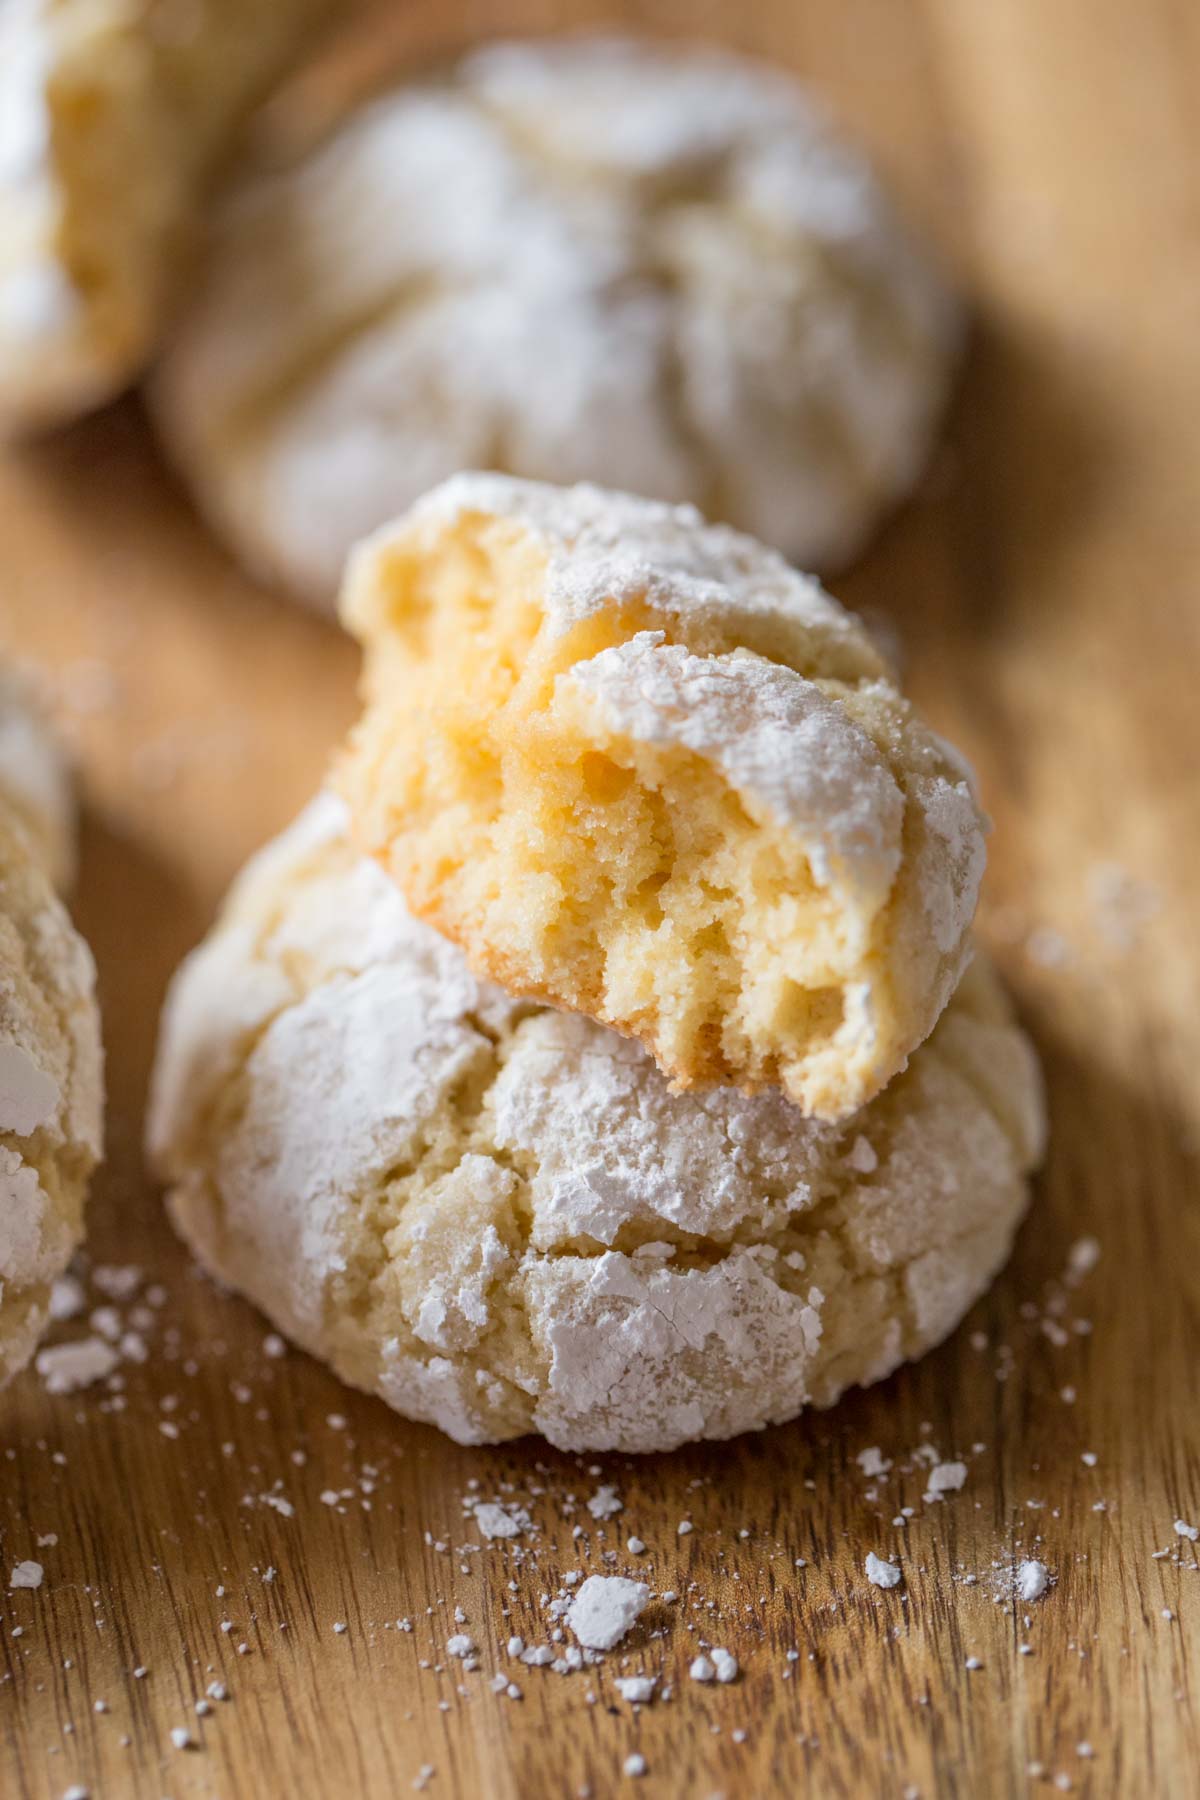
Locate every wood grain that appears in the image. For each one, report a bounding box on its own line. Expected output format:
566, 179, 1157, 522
2, 2, 1198, 1796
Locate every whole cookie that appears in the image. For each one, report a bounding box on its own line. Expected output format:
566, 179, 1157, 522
341, 476, 986, 1123
0, 700, 103, 1387
152, 34, 960, 606
0, 0, 337, 433
147, 796, 1043, 1454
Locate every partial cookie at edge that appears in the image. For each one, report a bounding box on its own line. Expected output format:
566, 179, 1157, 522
0, 779, 103, 1387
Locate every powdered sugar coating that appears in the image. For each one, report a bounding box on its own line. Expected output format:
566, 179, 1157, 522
564, 633, 903, 906
380, 473, 888, 683
148, 798, 1043, 1452
0, 775, 103, 1387
153, 35, 959, 606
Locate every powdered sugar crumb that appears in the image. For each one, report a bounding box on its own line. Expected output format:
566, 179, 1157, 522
566, 1577, 650, 1651
865, 1553, 902, 1590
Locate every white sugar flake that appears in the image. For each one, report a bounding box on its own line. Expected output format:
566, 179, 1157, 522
865, 1552, 902, 1589
566, 1576, 649, 1650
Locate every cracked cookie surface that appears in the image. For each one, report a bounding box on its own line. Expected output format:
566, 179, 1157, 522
151, 33, 959, 606
340, 476, 987, 1123
147, 795, 1042, 1452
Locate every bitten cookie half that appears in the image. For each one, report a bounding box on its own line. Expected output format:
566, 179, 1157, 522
147, 795, 1043, 1454
340, 476, 986, 1123
0, 0, 337, 433
150, 33, 960, 605
0, 693, 103, 1387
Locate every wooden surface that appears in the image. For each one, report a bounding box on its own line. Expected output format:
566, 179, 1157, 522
2, 3, 1199, 1796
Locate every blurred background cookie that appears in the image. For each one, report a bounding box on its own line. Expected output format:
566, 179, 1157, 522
0, 0, 339, 434
151, 34, 961, 608
147, 795, 1043, 1453
0, 668, 75, 889
0, 671, 103, 1387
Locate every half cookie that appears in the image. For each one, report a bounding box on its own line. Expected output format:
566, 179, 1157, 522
0, 676, 103, 1385
147, 796, 1043, 1454
0, 0, 336, 432
340, 476, 986, 1123
150, 34, 959, 605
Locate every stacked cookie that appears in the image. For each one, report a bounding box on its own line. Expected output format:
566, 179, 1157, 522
148, 477, 1043, 1452
0, 673, 104, 1386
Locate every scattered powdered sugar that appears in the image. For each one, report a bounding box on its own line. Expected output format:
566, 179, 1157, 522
845, 1135, 879, 1174
35, 1337, 119, 1394
1017, 1560, 1051, 1603
47, 1273, 86, 1321
614, 1676, 656, 1703
856, 1447, 892, 1478
865, 1553, 903, 1590
1066, 1238, 1101, 1283
566, 1577, 650, 1651
924, 1461, 968, 1502
471, 1502, 530, 1540
686, 1646, 739, 1683
587, 1485, 623, 1521
91, 1264, 141, 1301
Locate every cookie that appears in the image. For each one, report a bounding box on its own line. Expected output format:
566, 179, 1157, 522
339, 476, 986, 1123
0, 692, 103, 1386
151, 34, 960, 606
0, 0, 336, 433
147, 795, 1043, 1453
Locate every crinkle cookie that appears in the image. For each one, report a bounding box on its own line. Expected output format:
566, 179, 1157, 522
0, 0, 337, 433
0, 700, 103, 1387
151, 33, 960, 606
340, 476, 986, 1124
0, 669, 76, 890
147, 795, 1043, 1453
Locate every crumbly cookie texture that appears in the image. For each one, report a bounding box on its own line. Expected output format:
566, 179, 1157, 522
339, 476, 986, 1123
151, 33, 959, 606
0, 669, 75, 889
0, 792, 103, 1387
147, 795, 1043, 1453
0, 0, 336, 433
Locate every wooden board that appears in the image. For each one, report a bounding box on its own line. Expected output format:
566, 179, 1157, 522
2, 2, 1198, 1795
